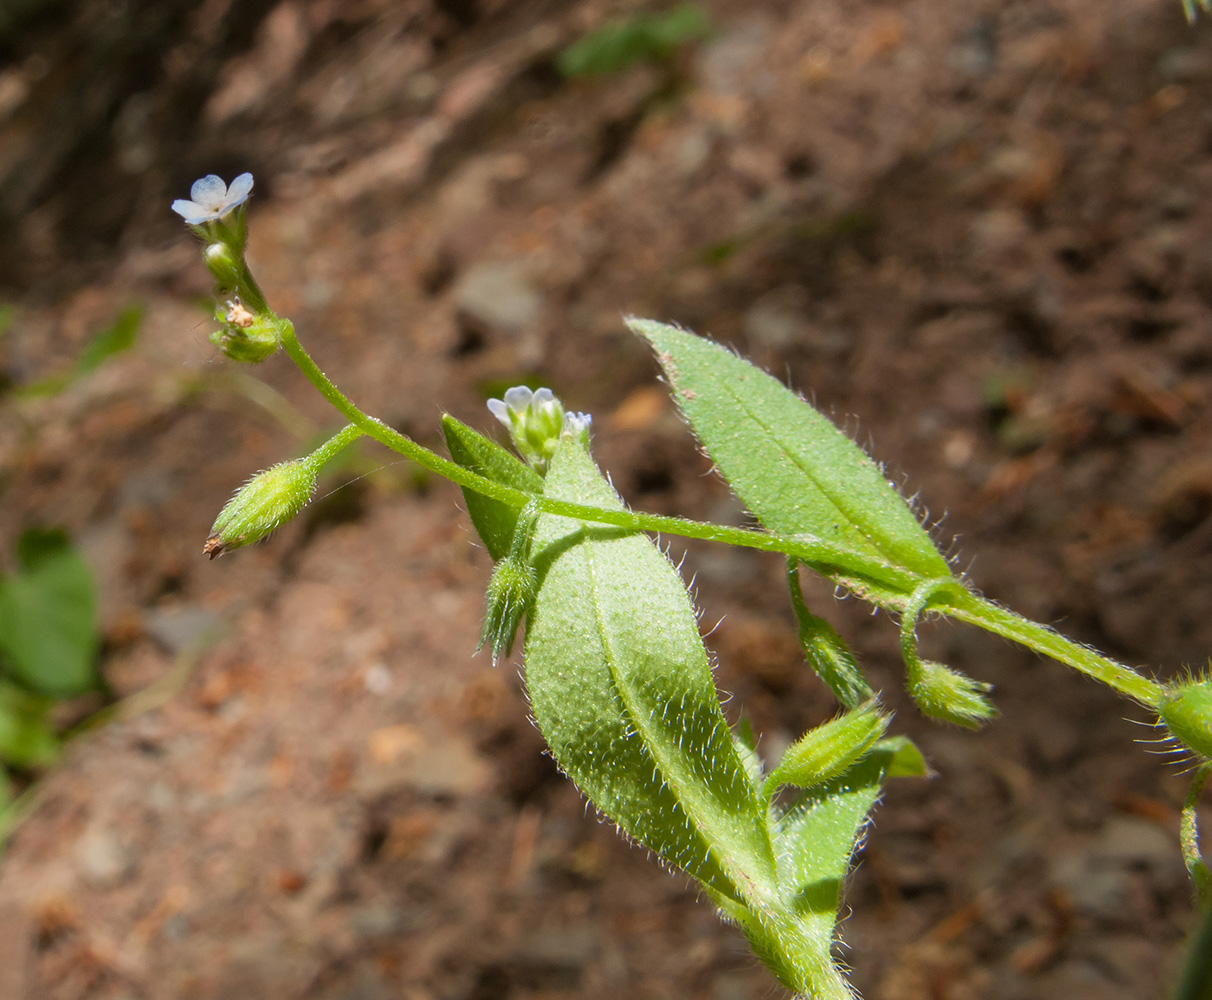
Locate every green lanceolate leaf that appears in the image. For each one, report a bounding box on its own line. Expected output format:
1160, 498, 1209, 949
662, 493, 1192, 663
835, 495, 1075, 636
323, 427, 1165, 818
443, 415, 544, 562
629, 318, 952, 587
524, 439, 777, 907
0, 529, 99, 696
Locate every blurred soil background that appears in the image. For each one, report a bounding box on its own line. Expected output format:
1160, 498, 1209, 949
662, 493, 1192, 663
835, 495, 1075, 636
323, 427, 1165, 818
1, 0, 1211, 997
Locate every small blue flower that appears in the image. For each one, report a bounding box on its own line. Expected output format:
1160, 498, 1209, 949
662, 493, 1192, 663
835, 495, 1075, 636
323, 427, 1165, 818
172, 173, 254, 224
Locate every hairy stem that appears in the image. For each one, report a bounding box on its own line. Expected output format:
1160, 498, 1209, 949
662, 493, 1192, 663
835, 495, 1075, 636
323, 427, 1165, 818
278, 322, 1164, 710
278, 322, 916, 589
940, 589, 1163, 708
1181, 763, 1211, 907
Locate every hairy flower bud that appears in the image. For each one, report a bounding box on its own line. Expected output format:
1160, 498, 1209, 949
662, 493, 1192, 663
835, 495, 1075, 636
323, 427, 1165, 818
908, 659, 996, 729
479, 554, 537, 662
1158, 675, 1212, 759
765, 699, 890, 794
204, 459, 316, 558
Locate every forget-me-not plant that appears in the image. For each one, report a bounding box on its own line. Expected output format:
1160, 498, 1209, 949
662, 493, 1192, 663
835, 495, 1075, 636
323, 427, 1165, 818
174, 171, 1212, 1000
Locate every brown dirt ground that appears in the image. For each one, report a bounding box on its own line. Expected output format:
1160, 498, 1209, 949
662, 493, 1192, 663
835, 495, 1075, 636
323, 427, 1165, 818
1, 1, 1211, 998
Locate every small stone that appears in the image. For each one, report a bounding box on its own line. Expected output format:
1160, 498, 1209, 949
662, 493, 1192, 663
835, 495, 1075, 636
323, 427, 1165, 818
969, 208, 1029, 262
1157, 47, 1212, 83
453, 261, 544, 333
142, 605, 223, 655
350, 904, 406, 941
75, 827, 136, 889
950, 19, 997, 78
1048, 851, 1127, 920
1092, 816, 1179, 873
743, 284, 810, 349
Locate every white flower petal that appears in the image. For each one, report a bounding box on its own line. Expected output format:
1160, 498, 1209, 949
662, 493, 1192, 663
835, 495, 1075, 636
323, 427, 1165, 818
190, 174, 227, 205
486, 398, 510, 425
226, 173, 254, 202
532, 387, 555, 407
503, 385, 534, 413
172, 199, 210, 222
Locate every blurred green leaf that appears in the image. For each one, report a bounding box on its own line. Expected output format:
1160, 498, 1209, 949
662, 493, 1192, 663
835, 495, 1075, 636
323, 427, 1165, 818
17, 303, 142, 399
0, 683, 59, 768
630, 319, 953, 591
75, 304, 142, 376
558, 3, 710, 77
0, 528, 100, 696
526, 439, 777, 906
443, 415, 543, 561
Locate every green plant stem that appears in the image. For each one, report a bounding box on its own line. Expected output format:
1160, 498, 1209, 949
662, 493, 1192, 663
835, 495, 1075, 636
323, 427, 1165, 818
277, 322, 1164, 710
941, 588, 1164, 708
277, 322, 916, 589
1182, 763, 1212, 908
303, 423, 364, 473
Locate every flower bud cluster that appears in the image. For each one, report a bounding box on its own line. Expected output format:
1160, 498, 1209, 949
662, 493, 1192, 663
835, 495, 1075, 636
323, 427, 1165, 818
487, 386, 592, 472
173, 172, 281, 364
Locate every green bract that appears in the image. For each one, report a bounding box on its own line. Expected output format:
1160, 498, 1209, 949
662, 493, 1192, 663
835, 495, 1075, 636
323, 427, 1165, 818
210, 309, 283, 364
765, 700, 890, 796
480, 554, 536, 662
442, 415, 544, 561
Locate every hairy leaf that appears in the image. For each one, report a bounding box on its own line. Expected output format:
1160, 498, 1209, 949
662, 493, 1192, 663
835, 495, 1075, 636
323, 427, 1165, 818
524, 440, 777, 906
630, 319, 951, 584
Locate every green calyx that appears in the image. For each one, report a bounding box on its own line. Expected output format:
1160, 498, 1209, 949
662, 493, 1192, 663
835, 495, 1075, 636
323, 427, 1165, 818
1159, 675, 1212, 760
210, 308, 284, 363
205, 459, 316, 558
909, 659, 996, 729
